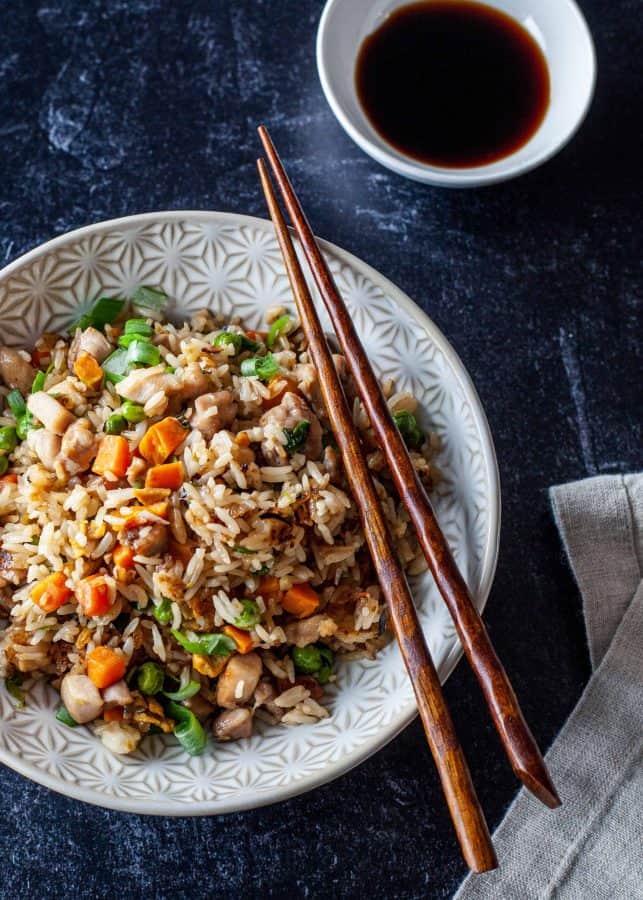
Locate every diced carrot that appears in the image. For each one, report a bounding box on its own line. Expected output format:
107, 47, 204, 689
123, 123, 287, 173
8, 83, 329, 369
76, 574, 112, 617
223, 625, 255, 654
92, 435, 131, 478
138, 417, 187, 465
0, 473, 18, 485
133, 487, 171, 505
282, 583, 320, 618
261, 376, 301, 411
103, 706, 124, 722
245, 330, 267, 341
73, 352, 103, 389
113, 544, 135, 569
87, 646, 126, 688
119, 501, 169, 530
235, 432, 250, 447
257, 575, 281, 602
145, 461, 184, 490
31, 572, 72, 613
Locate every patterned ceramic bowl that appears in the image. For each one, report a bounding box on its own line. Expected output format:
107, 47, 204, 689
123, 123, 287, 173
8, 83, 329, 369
0, 212, 500, 813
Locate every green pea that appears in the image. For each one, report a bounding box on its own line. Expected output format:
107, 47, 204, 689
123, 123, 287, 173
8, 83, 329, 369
0, 426, 18, 453
105, 414, 127, 435
292, 645, 323, 674
121, 401, 146, 424
136, 661, 165, 695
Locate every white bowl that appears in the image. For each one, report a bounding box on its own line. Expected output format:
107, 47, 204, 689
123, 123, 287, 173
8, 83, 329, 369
317, 0, 596, 187
0, 212, 500, 813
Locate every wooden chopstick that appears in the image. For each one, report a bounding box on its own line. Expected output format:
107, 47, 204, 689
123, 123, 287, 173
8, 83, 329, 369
257, 158, 497, 873
258, 125, 560, 811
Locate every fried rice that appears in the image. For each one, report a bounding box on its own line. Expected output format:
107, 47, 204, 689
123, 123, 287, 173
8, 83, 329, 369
0, 289, 437, 755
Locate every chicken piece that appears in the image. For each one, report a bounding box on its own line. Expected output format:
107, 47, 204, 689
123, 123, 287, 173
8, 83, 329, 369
60, 674, 104, 724
27, 429, 61, 471
253, 677, 284, 720
27, 392, 75, 435
98, 722, 142, 754
0, 347, 36, 394
216, 652, 262, 709
284, 614, 337, 647
178, 362, 211, 401
260, 392, 323, 464
121, 521, 168, 558
68, 326, 112, 366
101, 679, 133, 708
192, 391, 238, 440
184, 693, 215, 721
212, 707, 253, 741
116, 364, 180, 405
59, 419, 97, 476
294, 356, 355, 409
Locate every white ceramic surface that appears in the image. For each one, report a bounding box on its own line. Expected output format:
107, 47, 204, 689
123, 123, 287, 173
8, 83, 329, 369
0, 212, 500, 814
317, 0, 596, 187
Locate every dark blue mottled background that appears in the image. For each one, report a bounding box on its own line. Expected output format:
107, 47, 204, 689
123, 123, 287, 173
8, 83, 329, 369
0, 1, 640, 897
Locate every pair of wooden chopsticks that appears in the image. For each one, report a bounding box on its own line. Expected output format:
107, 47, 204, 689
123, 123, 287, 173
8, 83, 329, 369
257, 125, 559, 872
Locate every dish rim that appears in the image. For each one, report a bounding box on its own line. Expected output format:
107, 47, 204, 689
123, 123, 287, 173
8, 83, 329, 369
0, 210, 501, 814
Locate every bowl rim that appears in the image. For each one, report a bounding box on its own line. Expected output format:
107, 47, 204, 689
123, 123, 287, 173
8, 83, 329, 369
316, 0, 597, 187
0, 211, 501, 814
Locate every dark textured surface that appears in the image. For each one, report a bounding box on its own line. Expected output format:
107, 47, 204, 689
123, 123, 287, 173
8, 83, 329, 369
0, 1, 640, 897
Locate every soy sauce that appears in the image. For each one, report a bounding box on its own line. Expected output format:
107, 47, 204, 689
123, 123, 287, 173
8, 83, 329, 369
355, 0, 550, 168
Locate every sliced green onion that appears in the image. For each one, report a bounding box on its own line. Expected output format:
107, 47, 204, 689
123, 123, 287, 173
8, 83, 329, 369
103, 348, 130, 383
121, 401, 146, 424
212, 331, 259, 354
266, 314, 292, 348
240, 352, 279, 383
232, 545, 255, 556
234, 599, 261, 630
292, 645, 323, 674
15, 412, 37, 440
133, 285, 167, 310
171, 629, 236, 657
153, 598, 173, 624
90, 297, 125, 327
136, 661, 165, 695
0, 427, 18, 453
31, 371, 46, 393
166, 700, 206, 755
393, 410, 424, 450
72, 297, 124, 332
163, 680, 200, 702
6, 390, 26, 418
56, 704, 79, 727
126, 340, 161, 367
5, 676, 24, 708
316, 645, 334, 684
283, 420, 310, 453
105, 414, 127, 435
124, 318, 154, 337
117, 333, 143, 349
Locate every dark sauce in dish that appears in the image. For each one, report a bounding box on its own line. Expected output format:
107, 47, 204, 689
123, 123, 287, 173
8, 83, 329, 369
355, 0, 550, 168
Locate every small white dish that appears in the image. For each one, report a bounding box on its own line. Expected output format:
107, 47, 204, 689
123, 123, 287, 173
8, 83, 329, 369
317, 0, 596, 187
0, 211, 500, 813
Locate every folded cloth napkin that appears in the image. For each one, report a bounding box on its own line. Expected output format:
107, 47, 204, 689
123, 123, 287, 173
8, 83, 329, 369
455, 474, 643, 900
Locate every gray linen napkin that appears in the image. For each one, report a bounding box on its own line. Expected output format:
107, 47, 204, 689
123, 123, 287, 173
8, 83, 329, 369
455, 474, 643, 900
